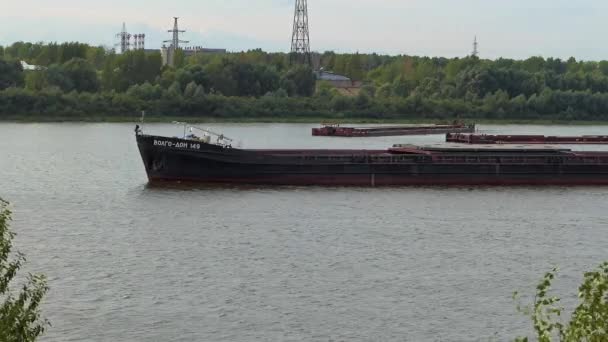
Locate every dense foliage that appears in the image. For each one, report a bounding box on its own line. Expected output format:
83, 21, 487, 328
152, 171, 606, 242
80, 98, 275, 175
0, 199, 49, 341
515, 263, 608, 342
0, 60, 24, 90
3, 41, 608, 121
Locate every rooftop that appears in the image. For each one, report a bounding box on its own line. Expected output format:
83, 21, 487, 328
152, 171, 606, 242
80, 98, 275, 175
316, 70, 351, 82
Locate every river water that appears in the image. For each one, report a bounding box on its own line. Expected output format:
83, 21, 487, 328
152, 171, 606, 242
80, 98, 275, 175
1, 123, 608, 341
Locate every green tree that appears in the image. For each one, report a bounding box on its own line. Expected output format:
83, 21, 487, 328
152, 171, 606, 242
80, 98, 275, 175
515, 263, 608, 342
203, 58, 238, 96
414, 77, 441, 98
167, 81, 182, 98
0, 59, 24, 90
331, 95, 352, 111
61, 58, 100, 93
346, 53, 364, 81
183, 81, 198, 98
0, 199, 49, 341
33, 44, 54, 66
108, 50, 162, 92
85, 46, 107, 70
174, 69, 194, 91
520, 56, 546, 73
173, 49, 186, 69
57, 42, 88, 64
315, 81, 335, 99
24, 71, 49, 91
360, 84, 376, 98
376, 83, 392, 99
126, 82, 163, 101
185, 65, 210, 90
43, 59, 100, 93
598, 61, 608, 76
45, 64, 74, 92
391, 75, 411, 97
281, 65, 316, 97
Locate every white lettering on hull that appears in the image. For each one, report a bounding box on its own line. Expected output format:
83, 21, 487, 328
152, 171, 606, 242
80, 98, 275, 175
153, 140, 201, 150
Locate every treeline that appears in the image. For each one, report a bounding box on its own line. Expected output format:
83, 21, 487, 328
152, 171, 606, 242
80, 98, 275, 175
4, 85, 608, 121
3, 41, 608, 121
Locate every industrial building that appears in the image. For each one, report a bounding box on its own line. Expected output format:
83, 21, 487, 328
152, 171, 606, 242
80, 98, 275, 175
316, 69, 362, 96
161, 45, 226, 67
115, 18, 226, 67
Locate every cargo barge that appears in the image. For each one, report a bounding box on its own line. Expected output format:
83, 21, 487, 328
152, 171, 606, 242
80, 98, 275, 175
136, 125, 608, 186
312, 123, 476, 137
447, 133, 608, 145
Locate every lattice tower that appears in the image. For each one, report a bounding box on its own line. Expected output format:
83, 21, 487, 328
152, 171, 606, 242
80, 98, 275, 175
290, 0, 312, 66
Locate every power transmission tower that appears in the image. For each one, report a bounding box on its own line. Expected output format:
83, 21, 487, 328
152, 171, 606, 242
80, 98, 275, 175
290, 0, 312, 66
115, 23, 131, 54
164, 17, 189, 50
162, 17, 190, 67
472, 36, 479, 58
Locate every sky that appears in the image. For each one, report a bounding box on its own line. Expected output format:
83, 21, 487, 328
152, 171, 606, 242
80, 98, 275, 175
1, 0, 608, 60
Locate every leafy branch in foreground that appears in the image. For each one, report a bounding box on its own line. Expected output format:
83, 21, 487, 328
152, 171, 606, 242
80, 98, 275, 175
515, 262, 608, 342
0, 199, 49, 342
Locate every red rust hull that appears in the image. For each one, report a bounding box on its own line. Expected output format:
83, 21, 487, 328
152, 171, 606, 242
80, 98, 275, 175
447, 133, 608, 145
313, 124, 476, 137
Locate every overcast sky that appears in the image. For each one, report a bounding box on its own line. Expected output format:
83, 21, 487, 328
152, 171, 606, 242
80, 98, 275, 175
1, 0, 607, 60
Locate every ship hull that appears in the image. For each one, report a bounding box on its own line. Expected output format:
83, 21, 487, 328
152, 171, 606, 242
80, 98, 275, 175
137, 134, 608, 186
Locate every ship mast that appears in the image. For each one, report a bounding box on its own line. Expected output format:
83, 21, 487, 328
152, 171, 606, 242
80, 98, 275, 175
172, 121, 234, 145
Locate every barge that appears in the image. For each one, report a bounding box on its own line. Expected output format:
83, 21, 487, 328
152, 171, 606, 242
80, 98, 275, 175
312, 123, 476, 137
136, 125, 608, 186
447, 133, 608, 145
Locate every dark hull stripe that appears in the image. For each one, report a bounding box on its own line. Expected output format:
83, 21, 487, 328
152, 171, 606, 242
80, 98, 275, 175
148, 174, 608, 186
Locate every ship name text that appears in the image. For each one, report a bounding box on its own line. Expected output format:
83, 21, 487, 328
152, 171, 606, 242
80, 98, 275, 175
153, 140, 201, 150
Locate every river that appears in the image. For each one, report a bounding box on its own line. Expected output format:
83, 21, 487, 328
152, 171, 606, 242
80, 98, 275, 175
1, 123, 608, 341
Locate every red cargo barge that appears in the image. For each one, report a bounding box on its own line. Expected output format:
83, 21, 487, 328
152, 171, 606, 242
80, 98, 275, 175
136, 126, 608, 186
312, 123, 476, 137
447, 133, 608, 145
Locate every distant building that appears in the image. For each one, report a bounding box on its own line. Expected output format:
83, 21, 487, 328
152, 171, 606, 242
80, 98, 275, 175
183, 47, 227, 56
143, 49, 162, 55
161, 45, 227, 67
20, 61, 42, 71
160, 45, 173, 67
317, 70, 352, 87
316, 69, 362, 96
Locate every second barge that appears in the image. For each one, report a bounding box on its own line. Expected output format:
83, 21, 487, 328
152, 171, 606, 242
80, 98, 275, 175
312, 123, 476, 137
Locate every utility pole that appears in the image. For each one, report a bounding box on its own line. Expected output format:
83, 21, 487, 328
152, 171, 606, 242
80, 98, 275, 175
163, 17, 189, 67
290, 0, 312, 66
164, 17, 189, 50
472, 36, 479, 58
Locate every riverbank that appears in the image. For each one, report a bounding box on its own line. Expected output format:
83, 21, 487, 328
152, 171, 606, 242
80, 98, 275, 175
2, 115, 608, 125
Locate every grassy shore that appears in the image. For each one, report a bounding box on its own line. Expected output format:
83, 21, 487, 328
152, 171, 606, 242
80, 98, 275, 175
2, 115, 608, 125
